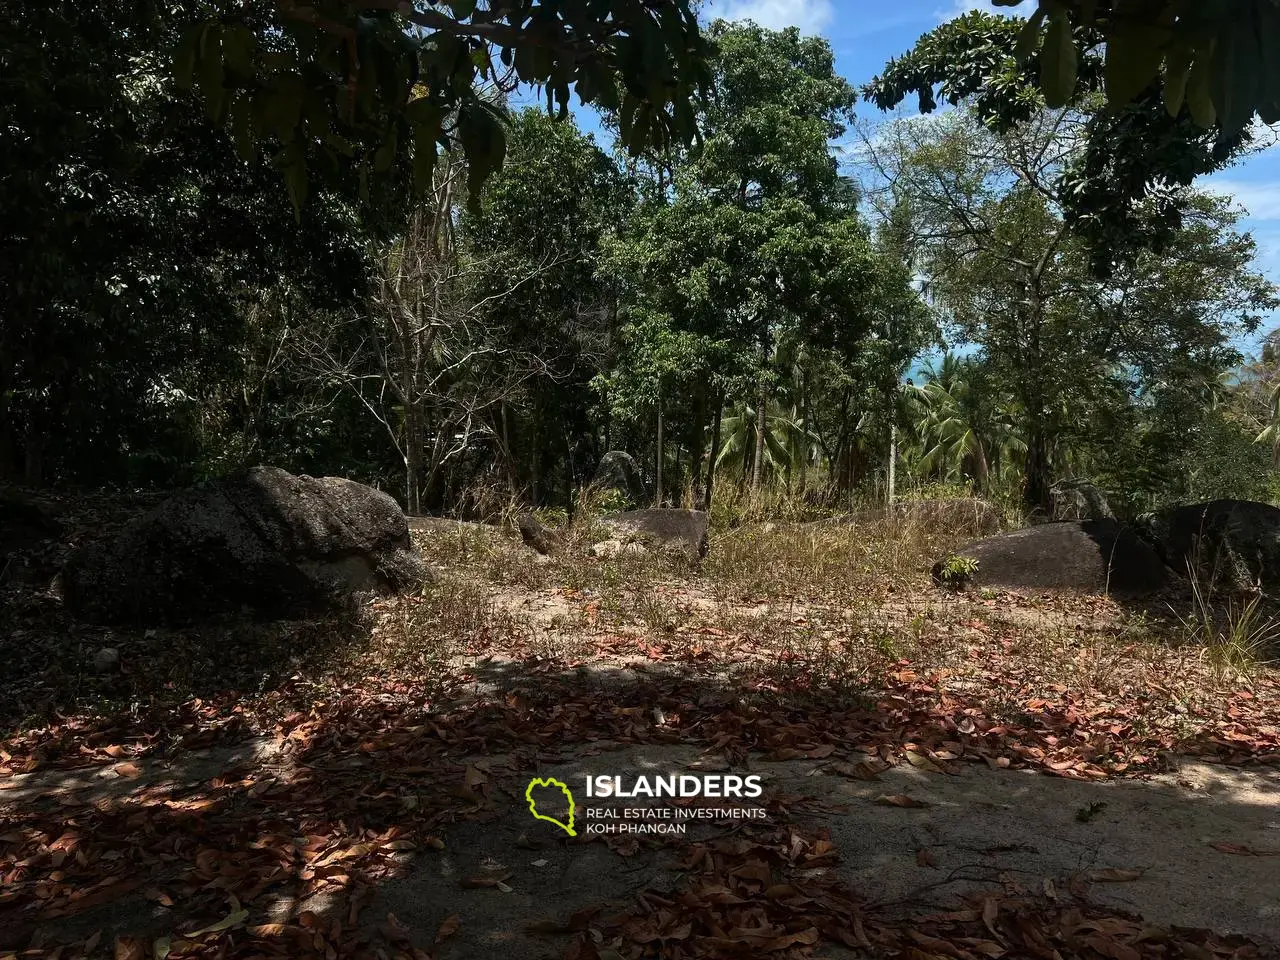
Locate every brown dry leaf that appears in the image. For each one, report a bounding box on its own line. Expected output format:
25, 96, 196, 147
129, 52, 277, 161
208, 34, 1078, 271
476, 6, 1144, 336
113, 762, 142, 779
114, 936, 147, 960
435, 913, 461, 943
981, 896, 1001, 938
460, 871, 512, 889
1210, 842, 1280, 856
1084, 934, 1142, 960
385, 912, 411, 944
828, 760, 885, 781
1088, 868, 1144, 882
246, 924, 290, 937
875, 794, 930, 809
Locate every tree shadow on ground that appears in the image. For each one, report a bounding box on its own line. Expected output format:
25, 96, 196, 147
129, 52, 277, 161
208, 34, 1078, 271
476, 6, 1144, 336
2, 650, 1277, 959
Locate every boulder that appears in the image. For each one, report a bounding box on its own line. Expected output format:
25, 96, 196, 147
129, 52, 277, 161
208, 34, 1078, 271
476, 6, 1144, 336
590, 451, 648, 508
517, 513, 562, 556
62, 466, 427, 625
588, 539, 648, 559
599, 508, 709, 560
933, 519, 1166, 598
1139, 499, 1280, 592
1049, 478, 1114, 522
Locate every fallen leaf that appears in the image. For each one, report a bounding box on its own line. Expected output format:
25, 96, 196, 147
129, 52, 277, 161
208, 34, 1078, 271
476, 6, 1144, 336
460, 871, 513, 889
1210, 842, 1280, 856
114, 936, 147, 960
829, 760, 886, 781
904, 749, 945, 774
1089, 868, 1144, 882
113, 762, 142, 779
435, 913, 461, 943
875, 794, 930, 809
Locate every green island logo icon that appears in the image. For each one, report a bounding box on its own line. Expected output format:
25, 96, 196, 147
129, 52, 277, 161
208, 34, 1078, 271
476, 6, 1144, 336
525, 777, 577, 836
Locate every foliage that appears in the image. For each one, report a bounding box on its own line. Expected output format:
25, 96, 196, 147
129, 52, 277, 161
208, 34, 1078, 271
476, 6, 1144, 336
867, 105, 1277, 510
176, 0, 712, 212
0, 0, 385, 486
991, 0, 1280, 134
936, 553, 979, 586
864, 11, 1253, 272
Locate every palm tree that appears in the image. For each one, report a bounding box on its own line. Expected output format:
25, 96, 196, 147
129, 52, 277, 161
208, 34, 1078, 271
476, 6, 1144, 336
716, 399, 818, 488
908, 353, 1022, 494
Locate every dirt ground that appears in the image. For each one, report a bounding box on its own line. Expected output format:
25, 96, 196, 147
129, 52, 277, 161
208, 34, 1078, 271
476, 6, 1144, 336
2, 505, 1279, 959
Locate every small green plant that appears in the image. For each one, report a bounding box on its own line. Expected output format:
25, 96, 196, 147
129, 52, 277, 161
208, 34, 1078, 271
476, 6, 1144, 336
1175, 557, 1280, 673
937, 554, 979, 586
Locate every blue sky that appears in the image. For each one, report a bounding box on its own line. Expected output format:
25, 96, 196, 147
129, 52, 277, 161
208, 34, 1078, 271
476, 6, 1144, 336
696, 0, 1280, 352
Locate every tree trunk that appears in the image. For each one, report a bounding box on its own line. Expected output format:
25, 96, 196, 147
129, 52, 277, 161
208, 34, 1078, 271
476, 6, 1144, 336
689, 385, 707, 501
704, 393, 724, 509
972, 438, 990, 494
500, 401, 518, 493
655, 398, 664, 507
404, 402, 423, 516
751, 380, 767, 493
530, 391, 540, 506
1023, 425, 1052, 517
887, 422, 897, 506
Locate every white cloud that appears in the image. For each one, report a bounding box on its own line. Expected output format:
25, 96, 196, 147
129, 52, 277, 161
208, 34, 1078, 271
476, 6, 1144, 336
707, 0, 834, 34
1203, 179, 1280, 221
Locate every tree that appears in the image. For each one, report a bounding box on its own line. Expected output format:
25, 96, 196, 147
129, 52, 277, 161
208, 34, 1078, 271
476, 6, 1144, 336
909, 353, 1022, 494
867, 107, 1276, 511
605, 22, 921, 504
0, 1, 383, 486
465, 109, 631, 504
177, 0, 712, 211
864, 10, 1257, 272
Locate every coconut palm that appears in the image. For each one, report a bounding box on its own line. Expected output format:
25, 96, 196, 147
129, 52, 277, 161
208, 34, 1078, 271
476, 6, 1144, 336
908, 353, 1023, 494
716, 399, 818, 488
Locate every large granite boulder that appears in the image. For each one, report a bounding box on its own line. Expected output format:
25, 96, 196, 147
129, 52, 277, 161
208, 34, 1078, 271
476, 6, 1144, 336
599, 508, 709, 560
1049, 478, 1114, 522
933, 519, 1166, 598
590, 451, 648, 508
62, 466, 427, 624
1138, 499, 1280, 592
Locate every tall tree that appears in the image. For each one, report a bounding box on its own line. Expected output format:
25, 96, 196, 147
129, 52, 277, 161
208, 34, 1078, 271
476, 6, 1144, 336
605, 22, 920, 502
869, 107, 1276, 510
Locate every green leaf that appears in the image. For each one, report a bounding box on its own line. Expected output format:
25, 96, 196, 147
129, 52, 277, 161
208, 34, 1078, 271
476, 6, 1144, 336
1014, 8, 1046, 63
1187, 38, 1217, 127
1163, 41, 1193, 117
1104, 24, 1168, 107
195, 24, 226, 123
1216, 13, 1260, 133
284, 153, 308, 219
221, 25, 255, 80
172, 24, 202, 90
1040, 6, 1076, 108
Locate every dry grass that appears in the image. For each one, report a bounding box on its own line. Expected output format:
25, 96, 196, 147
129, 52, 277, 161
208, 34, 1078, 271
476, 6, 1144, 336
392, 499, 1279, 739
